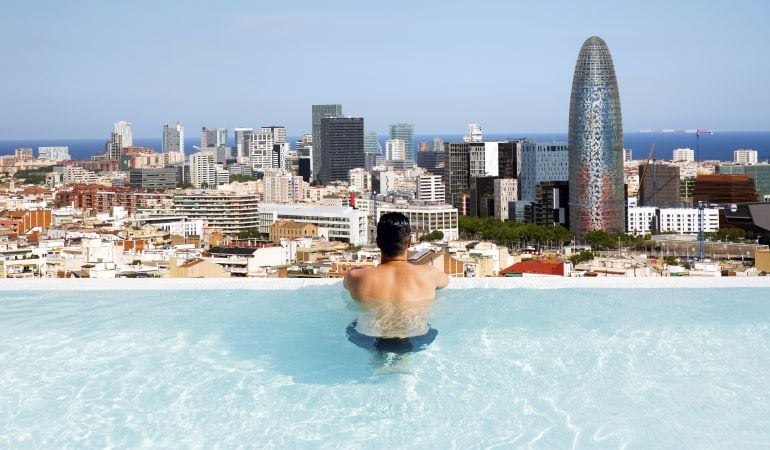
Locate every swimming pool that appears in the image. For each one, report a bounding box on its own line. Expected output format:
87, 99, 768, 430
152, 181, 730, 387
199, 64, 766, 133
2, 279, 769, 448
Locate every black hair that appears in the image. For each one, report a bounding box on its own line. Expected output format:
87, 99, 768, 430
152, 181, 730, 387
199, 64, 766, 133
376, 212, 411, 258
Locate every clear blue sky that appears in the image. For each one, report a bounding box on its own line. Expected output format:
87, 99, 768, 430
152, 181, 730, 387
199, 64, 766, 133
1, 0, 768, 139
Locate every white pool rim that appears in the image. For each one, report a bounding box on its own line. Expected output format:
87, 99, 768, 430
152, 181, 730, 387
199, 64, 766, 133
0, 277, 768, 290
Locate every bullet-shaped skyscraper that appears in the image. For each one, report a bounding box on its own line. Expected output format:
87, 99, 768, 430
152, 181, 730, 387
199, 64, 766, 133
568, 36, 625, 238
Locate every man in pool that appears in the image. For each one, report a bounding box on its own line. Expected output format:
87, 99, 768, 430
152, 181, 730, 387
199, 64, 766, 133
344, 212, 449, 353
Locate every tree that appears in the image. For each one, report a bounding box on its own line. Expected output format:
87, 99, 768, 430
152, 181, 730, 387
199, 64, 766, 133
419, 230, 444, 242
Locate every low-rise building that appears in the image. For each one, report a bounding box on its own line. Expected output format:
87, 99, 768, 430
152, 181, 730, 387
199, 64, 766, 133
268, 220, 318, 242
258, 204, 368, 245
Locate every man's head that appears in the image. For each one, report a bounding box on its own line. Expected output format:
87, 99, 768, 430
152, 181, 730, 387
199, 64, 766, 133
376, 212, 412, 258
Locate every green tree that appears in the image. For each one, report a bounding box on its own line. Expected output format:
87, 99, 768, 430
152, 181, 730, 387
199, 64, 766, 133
419, 230, 445, 242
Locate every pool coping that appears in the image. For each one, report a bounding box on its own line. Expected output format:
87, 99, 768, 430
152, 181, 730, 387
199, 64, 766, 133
0, 277, 768, 290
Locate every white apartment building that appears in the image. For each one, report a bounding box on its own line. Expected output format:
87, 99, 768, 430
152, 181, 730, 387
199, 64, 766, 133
258, 203, 368, 245
38, 146, 70, 161
173, 192, 260, 234
376, 201, 459, 241
250, 128, 274, 171
627, 206, 719, 235
348, 168, 372, 192
60, 166, 99, 184
189, 151, 224, 188
493, 178, 518, 220
386, 139, 406, 161
734, 149, 758, 165
673, 148, 695, 163
519, 142, 569, 202
624, 148, 633, 162
264, 172, 306, 203
417, 174, 445, 202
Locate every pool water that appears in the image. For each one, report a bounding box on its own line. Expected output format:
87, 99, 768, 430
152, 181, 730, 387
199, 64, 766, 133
2, 286, 770, 448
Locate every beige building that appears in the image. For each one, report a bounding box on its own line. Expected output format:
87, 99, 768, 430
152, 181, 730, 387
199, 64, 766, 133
756, 249, 770, 273
268, 220, 318, 242
169, 257, 231, 278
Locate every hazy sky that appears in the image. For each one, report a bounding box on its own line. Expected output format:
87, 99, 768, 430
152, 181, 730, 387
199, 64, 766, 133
1, 0, 768, 138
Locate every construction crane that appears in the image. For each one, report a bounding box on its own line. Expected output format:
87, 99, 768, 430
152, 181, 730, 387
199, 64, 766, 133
638, 143, 657, 206
697, 201, 738, 260
638, 128, 714, 162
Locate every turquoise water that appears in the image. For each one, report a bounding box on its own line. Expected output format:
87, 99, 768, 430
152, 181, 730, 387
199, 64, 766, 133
1, 287, 769, 448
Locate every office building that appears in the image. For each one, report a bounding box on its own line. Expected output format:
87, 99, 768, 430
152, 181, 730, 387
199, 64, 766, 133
234, 128, 254, 159
386, 139, 406, 161
249, 128, 274, 172
258, 203, 368, 245
693, 174, 759, 204
418, 174, 445, 202
376, 202, 459, 241
719, 163, 770, 201
470, 176, 497, 217
528, 181, 569, 229
364, 132, 381, 155
469, 142, 499, 177
262, 126, 287, 144
734, 149, 759, 165
417, 150, 445, 179
129, 168, 177, 190
444, 142, 471, 211
162, 122, 185, 155
637, 162, 681, 207
114, 121, 133, 148
201, 127, 227, 148
311, 104, 342, 181
493, 178, 518, 221
319, 116, 364, 184
173, 192, 260, 234
390, 123, 414, 160
673, 148, 695, 163
498, 141, 522, 179
519, 142, 569, 202
38, 146, 70, 161
624, 148, 633, 162
568, 36, 625, 237
105, 133, 123, 160
297, 156, 312, 182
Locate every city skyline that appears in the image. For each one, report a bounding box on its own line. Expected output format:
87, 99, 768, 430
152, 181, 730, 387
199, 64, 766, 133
1, 1, 769, 139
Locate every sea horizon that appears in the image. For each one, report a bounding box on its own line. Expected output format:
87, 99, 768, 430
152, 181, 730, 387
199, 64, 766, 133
2, 130, 770, 162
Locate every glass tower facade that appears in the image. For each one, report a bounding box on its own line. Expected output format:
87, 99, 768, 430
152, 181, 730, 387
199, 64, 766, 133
568, 36, 624, 238
389, 123, 414, 161
311, 104, 342, 182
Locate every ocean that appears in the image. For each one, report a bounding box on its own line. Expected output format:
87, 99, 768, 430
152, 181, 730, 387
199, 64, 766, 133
1, 131, 769, 163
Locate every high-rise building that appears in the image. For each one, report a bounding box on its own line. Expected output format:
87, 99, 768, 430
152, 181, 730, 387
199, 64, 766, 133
162, 122, 185, 155
189, 151, 228, 188
386, 139, 406, 161
417, 150, 445, 179
444, 142, 471, 211
624, 148, 633, 162
114, 121, 133, 148
493, 178, 518, 221
249, 128, 274, 172
349, 168, 372, 193
418, 174, 445, 202
497, 141, 522, 180
319, 116, 364, 184
264, 172, 306, 203
389, 123, 414, 161
364, 131, 381, 155
262, 126, 287, 144
234, 128, 254, 159
311, 104, 342, 181
734, 149, 759, 165
201, 127, 227, 148
673, 148, 695, 163
568, 36, 625, 238
519, 142, 569, 202
469, 142, 499, 177
105, 133, 123, 160
469, 176, 497, 217
15, 148, 33, 161
637, 162, 681, 207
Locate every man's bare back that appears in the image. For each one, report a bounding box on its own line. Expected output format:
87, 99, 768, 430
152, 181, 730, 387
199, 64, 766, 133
343, 212, 449, 340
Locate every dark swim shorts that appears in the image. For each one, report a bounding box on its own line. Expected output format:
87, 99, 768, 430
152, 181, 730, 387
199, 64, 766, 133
346, 321, 438, 354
